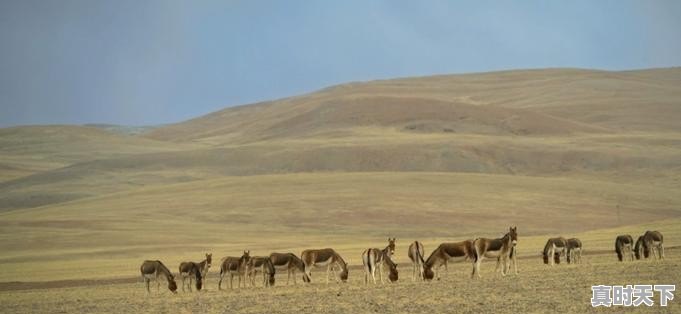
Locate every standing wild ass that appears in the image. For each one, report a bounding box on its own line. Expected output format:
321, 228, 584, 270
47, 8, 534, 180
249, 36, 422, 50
473, 226, 518, 278
362, 239, 398, 284
423, 240, 477, 281
269, 252, 310, 285
218, 250, 251, 290
301, 248, 349, 284
408, 241, 426, 281
140, 260, 178, 294
542, 237, 567, 266
635, 231, 664, 260
179, 253, 212, 292
615, 235, 635, 262
246, 256, 276, 287
566, 238, 582, 264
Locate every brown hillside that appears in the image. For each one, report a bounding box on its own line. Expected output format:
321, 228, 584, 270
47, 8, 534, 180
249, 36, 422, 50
144, 68, 681, 144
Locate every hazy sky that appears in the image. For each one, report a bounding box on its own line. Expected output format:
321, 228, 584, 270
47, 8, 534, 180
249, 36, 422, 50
1, 1, 680, 127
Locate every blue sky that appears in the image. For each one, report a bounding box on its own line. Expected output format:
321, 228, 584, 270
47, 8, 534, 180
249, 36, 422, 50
1, 1, 680, 127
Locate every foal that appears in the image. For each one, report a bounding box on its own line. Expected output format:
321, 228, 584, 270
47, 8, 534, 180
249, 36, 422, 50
218, 250, 251, 290
247, 256, 276, 287
179, 253, 212, 292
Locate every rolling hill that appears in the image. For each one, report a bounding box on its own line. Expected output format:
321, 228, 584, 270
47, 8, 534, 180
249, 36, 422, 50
0, 67, 680, 282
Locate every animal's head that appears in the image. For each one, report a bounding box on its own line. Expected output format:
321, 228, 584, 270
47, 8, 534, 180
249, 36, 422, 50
542, 251, 549, 264
268, 273, 276, 286
195, 276, 203, 291
339, 262, 349, 282
168, 276, 178, 293
388, 264, 398, 282
387, 237, 396, 256
205, 253, 213, 267
423, 265, 434, 280
509, 226, 518, 245
634, 237, 643, 260
241, 250, 251, 264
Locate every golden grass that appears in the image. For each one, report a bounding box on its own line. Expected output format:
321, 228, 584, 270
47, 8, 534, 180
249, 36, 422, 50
0, 221, 679, 314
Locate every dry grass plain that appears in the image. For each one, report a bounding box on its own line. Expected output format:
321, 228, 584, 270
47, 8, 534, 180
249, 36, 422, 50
1, 68, 680, 313
1, 220, 679, 314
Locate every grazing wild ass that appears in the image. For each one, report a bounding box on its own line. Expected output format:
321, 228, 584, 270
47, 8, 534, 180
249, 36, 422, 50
408, 241, 426, 281
301, 248, 349, 284
635, 231, 665, 260
247, 256, 276, 287
473, 226, 518, 278
566, 238, 582, 264
362, 247, 398, 284
542, 237, 567, 266
269, 252, 310, 285
218, 250, 251, 290
423, 240, 477, 281
362, 238, 397, 284
615, 235, 635, 262
140, 260, 178, 294
179, 253, 212, 292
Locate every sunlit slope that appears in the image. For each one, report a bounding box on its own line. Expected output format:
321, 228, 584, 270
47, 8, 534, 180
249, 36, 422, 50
145, 68, 681, 145
0, 125, 195, 182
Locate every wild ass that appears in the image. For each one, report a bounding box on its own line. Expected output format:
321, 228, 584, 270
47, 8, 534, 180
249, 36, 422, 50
472, 226, 518, 278
218, 250, 251, 290
542, 237, 567, 266
423, 240, 477, 281
494, 244, 518, 275
635, 231, 664, 260
566, 238, 582, 264
301, 248, 349, 284
140, 260, 178, 294
246, 256, 276, 287
615, 235, 635, 262
179, 253, 212, 292
362, 247, 398, 284
408, 241, 426, 281
269, 252, 310, 285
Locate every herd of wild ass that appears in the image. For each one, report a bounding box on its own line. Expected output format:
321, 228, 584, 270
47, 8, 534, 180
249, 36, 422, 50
139, 227, 665, 293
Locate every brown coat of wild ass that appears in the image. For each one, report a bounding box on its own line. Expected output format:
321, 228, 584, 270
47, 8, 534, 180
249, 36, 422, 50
301, 248, 349, 284
542, 237, 567, 266
615, 235, 635, 262
423, 240, 477, 281
140, 260, 178, 294
408, 241, 426, 281
246, 256, 276, 287
635, 231, 665, 260
178, 253, 212, 292
362, 238, 398, 284
473, 226, 518, 278
566, 238, 582, 264
269, 252, 310, 285
218, 250, 251, 290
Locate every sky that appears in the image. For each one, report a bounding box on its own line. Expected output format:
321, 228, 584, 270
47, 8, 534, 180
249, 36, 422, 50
1, 1, 680, 127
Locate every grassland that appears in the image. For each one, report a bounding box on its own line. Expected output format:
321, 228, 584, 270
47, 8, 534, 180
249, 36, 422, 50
1, 219, 680, 314
0, 68, 680, 312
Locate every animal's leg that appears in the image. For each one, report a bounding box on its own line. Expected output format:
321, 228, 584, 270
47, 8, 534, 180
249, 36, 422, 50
145, 278, 151, 293
188, 276, 192, 292
378, 263, 384, 284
